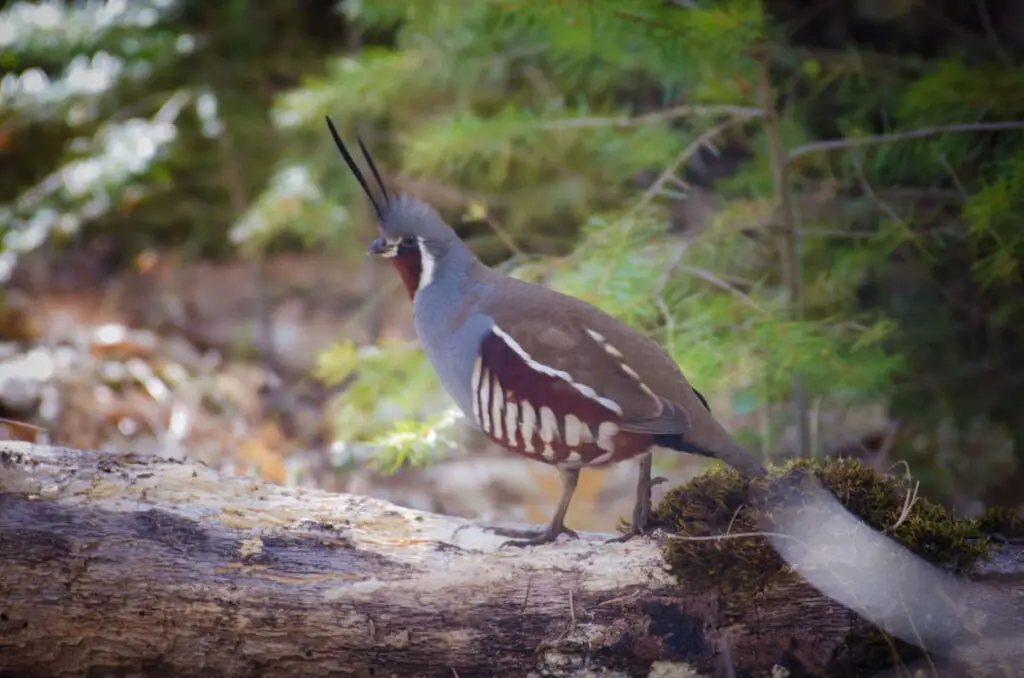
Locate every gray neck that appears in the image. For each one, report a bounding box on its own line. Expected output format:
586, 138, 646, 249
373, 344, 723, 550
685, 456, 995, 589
411, 240, 497, 418
420, 238, 479, 296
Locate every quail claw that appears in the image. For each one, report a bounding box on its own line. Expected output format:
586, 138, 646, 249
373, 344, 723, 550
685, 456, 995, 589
605, 520, 664, 544
604, 530, 637, 545
493, 524, 578, 549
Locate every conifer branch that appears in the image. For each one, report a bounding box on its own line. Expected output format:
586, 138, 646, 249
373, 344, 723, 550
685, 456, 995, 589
787, 121, 1024, 162
674, 264, 770, 317
976, 0, 1013, 67
543, 104, 764, 131
589, 120, 737, 308
635, 120, 736, 211
755, 47, 812, 460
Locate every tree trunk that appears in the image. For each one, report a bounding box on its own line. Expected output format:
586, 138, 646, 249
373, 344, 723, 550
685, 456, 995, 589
0, 441, 1020, 678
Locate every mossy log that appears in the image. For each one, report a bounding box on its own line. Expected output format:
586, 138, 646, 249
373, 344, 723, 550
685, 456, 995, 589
0, 441, 1022, 678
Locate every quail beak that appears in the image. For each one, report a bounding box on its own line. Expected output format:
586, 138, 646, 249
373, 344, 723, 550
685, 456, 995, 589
367, 237, 394, 256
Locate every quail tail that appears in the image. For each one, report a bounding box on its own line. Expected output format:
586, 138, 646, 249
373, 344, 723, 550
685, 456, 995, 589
694, 419, 769, 480
610, 422, 767, 544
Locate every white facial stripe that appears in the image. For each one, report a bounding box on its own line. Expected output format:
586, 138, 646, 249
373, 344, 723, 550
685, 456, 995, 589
416, 236, 435, 291
491, 325, 624, 416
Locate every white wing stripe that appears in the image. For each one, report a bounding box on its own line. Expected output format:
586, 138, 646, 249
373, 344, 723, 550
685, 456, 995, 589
491, 324, 624, 416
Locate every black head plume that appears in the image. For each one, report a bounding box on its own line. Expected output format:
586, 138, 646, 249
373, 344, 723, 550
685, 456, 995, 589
325, 116, 388, 220
357, 137, 389, 204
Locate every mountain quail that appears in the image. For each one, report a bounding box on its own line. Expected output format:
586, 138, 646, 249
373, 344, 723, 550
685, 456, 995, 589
327, 117, 767, 547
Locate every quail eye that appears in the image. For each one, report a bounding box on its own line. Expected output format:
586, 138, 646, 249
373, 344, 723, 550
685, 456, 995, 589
399, 235, 417, 248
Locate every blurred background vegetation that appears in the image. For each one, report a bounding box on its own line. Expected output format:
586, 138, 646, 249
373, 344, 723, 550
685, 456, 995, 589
2, 0, 1023, 527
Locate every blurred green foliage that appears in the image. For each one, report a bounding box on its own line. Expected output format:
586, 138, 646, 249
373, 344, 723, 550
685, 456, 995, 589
0, 0, 343, 264
3, 0, 1023, 503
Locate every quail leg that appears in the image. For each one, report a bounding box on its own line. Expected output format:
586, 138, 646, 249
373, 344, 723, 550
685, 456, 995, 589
606, 453, 667, 544
483, 468, 581, 548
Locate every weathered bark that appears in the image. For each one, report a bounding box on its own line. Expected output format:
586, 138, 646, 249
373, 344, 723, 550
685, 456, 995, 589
0, 441, 1021, 678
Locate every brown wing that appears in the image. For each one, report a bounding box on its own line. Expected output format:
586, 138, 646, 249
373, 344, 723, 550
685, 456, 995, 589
471, 271, 768, 479
482, 277, 698, 435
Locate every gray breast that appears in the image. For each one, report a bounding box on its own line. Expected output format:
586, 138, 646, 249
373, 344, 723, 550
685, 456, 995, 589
412, 282, 494, 422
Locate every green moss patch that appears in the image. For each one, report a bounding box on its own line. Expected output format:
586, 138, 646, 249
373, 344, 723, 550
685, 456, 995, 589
653, 458, 991, 597
975, 505, 1024, 539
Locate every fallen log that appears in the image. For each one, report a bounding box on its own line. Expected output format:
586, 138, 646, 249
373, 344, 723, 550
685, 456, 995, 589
0, 440, 1020, 677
